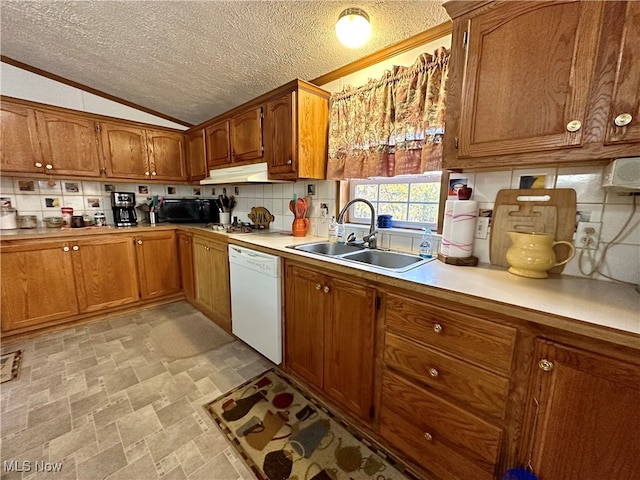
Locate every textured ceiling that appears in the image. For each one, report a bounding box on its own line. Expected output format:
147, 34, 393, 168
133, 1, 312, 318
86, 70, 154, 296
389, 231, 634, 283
0, 1, 449, 126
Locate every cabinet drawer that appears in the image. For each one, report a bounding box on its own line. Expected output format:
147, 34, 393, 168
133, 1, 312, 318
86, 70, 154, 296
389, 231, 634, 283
384, 332, 510, 419
381, 371, 502, 471
385, 293, 516, 374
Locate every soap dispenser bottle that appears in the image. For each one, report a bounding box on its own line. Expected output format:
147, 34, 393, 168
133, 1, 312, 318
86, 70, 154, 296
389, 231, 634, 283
419, 228, 433, 258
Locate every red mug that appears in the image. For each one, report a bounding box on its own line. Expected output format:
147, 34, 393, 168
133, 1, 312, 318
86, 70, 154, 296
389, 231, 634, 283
292, 218, 310, 237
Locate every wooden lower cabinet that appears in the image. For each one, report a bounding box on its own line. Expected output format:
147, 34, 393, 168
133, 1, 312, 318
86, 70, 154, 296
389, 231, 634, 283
72, 236, 140, 313
1, 240, 79, 331
192, 235, 231, 332
285, 262, 377, 422
177, 232, 195, 299
134, 231, 181, 299
522, 339, 640, 479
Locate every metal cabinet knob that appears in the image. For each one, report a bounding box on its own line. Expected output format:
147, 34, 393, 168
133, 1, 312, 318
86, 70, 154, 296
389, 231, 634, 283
287, 159, 292, 165
566, 120, 582, 132
151, 171, 157, 176
423, 432, 433, 441
433, 323, 443, 334
429, 368, 439, 378
539, 359, 554, 372
35, 162, 43, 168
137, 240, 143, 245
45, 164, 53, 170
614, 113, 632, 127
145, 171, 150, 176
72, 245, 79, 251
63, 246, 70, 252
315, 283, 322, 290
323, 286, 330, 294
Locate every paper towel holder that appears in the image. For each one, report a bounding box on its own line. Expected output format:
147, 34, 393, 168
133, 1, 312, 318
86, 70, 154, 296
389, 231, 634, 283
437, 253, 479, 266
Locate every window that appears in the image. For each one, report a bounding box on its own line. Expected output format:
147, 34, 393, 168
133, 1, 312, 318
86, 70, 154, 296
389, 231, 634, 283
348, 173, 441, 230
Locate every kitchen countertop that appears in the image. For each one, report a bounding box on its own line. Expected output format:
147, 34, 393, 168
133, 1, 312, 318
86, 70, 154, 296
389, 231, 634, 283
3, 224, 639, 347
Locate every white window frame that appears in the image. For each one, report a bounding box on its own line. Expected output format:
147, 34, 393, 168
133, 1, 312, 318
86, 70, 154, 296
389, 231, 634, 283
347, 173, 442, 230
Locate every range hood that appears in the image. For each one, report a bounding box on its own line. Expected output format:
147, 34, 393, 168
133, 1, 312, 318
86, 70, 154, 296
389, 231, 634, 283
200, 162, 276, 185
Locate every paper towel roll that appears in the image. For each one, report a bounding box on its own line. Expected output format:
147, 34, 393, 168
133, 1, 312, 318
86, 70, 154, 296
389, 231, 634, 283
440, 200, 477, 258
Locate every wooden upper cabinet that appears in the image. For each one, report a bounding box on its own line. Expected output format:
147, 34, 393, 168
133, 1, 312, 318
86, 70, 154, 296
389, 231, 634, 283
0, 101, 44, 174
230, 106, 263, 162
604, 1, 640, 145
147, 129, 187, 181
205, 120, 231, 168
458, 1, 604, 158
186, 128, 207, 180
100, 122, 186, 181
265, 86, 329, 180
100, 122, 149, 178
35, 110, 102, 177
523, 340, 640, 479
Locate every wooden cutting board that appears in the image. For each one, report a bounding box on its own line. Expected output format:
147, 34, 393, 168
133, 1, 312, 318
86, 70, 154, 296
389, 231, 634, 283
490, 189, 577, 274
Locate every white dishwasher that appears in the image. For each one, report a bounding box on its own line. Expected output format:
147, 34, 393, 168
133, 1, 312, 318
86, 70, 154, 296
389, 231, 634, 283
228, 245, 282, 364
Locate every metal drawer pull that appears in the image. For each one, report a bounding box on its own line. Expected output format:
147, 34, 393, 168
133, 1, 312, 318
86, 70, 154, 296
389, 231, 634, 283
614, 113, 632, 127
423, 432, 433, 441
566, 120, 582, 132
433, 323, 443, 334
323, 286, 330, 294
428, 368, 439, 378
316, 283, 322, 290
538, 359, 554, 372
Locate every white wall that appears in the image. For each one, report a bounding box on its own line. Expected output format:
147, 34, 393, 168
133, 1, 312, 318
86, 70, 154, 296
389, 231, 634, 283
0, 63, 187, 130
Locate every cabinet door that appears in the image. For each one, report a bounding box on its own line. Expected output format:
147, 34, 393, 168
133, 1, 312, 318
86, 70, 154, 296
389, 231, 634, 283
147, 130, 187, 181
100, 122, 150, 179
230, 106, 263, 162
177, 232, 195, 299
459, 1, 604, 157
35, 110, 101, 177
72, 236, 139, 313
1, 240, 78, 331
134, 231, 181, 299
0, 101, 44, 174
192, 236, 214, 313
604, 1, 640, 145
265, 93, 295, 176
524, 340, 640, 479
208, 240, 231, 332
187, 129, 207, 180
285, 265, 326, 389
323, 276, 377, 421
205, 120, 231, 168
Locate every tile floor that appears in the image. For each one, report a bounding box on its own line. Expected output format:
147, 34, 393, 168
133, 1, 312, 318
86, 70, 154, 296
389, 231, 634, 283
0, 302, 273, 480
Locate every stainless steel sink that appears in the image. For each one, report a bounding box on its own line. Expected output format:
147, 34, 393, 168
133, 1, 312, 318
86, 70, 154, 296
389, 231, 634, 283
292, 242, 364, 256
289, 241, 432, 272
341, 249, 431, 272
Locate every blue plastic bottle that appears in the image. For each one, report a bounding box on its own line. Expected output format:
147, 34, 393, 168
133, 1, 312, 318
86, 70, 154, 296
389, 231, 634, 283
419, 228, 433, 258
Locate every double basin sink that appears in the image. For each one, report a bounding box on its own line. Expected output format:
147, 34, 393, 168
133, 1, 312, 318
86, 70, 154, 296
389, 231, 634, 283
290, 241, 434, 273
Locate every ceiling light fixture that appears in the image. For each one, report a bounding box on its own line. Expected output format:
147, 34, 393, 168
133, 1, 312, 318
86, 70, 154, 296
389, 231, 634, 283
335, 8, 371, 48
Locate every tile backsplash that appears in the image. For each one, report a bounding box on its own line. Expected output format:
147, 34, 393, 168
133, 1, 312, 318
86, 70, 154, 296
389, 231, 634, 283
1, 164, 638, 285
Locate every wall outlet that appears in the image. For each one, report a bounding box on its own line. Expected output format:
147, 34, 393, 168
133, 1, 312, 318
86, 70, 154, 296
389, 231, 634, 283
475, 217, 489, 239
575, 221, 601, 250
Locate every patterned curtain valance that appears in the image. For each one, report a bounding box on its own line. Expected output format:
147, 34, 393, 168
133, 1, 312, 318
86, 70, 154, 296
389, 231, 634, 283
327, 47, 450, 180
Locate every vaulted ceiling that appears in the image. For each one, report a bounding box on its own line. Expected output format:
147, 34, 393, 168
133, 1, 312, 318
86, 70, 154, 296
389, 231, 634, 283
0, 1, 450, 126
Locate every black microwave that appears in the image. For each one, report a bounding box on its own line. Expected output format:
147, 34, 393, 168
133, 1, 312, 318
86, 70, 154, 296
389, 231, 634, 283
157, 198, 221, 224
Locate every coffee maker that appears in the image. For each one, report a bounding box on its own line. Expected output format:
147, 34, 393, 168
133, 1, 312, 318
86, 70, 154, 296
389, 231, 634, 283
111, 192, 137, 227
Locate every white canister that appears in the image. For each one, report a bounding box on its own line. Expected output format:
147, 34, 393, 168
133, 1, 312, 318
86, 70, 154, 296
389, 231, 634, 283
0, 207, 18, 230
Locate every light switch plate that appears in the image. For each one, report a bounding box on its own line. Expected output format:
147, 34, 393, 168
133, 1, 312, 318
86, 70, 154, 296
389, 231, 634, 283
475, 217, 489, 239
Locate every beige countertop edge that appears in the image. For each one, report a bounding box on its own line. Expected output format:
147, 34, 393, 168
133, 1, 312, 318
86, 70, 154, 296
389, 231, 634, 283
3, 225, 639, 347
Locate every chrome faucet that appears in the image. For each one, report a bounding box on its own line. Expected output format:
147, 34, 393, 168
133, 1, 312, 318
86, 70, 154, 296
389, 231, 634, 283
337, 198, 378, 249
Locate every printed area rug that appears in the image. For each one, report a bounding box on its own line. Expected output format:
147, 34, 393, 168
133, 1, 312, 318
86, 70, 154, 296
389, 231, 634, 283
150, 313, 234, 358
204, 369, 410, 480
0, 350, 22, 384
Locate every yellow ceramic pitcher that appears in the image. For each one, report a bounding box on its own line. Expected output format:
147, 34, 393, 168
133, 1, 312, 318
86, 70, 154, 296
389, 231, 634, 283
506, 231, 576, 279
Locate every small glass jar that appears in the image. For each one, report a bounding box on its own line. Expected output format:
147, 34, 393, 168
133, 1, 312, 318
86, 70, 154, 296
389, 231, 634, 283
94, 212, 106, 227
17, 215, 38, 229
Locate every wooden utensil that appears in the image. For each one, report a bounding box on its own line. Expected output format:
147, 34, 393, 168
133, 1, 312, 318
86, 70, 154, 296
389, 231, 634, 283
490, 189, 576, 274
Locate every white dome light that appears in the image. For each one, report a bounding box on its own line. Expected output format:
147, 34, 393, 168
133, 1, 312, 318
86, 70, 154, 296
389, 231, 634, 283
335, 8, 371, 48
